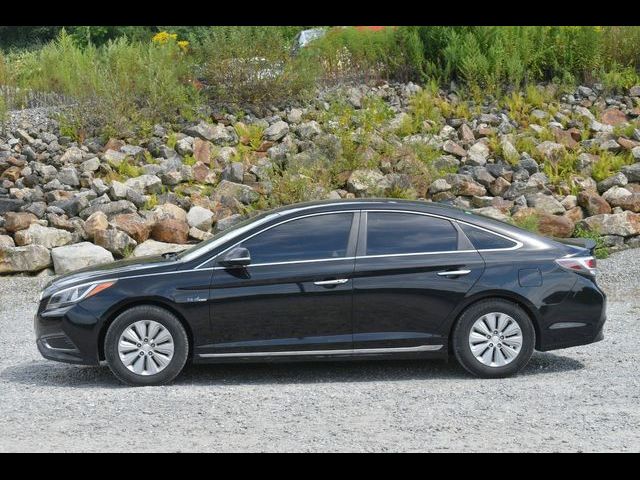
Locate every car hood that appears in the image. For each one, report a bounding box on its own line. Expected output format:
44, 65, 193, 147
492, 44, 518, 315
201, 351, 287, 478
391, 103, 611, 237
42, 255, 178, 297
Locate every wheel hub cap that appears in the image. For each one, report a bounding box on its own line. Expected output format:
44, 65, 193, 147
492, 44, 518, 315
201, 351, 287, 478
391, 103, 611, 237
118, 320, 174, 376
468, 312, 523, 368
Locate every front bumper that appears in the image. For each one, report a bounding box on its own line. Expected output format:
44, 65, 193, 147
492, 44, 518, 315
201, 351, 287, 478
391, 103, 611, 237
34, 303, 102, 365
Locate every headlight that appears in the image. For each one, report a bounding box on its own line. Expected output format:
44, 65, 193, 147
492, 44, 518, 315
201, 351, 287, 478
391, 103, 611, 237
46, 281, 116, 311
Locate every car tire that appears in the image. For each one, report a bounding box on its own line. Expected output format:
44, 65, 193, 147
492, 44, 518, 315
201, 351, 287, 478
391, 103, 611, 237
452, 299, 535, 378
105, 305, 189, 386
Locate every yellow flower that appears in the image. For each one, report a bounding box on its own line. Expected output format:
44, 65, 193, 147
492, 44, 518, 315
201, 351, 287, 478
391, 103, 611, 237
177, 40, 190, 52
152, 31, 178, 44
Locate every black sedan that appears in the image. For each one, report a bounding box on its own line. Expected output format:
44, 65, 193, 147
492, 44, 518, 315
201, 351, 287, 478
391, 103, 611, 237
35, 199, 606, 385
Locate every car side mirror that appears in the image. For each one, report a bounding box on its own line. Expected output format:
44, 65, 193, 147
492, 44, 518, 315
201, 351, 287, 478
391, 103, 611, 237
219, 247, 251, 268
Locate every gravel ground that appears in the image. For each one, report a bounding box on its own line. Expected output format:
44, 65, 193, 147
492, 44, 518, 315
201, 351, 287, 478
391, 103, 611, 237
0, 250, 639, 452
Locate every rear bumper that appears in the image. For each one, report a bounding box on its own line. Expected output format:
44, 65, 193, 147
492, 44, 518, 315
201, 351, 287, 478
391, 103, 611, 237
537, 276, 607, 352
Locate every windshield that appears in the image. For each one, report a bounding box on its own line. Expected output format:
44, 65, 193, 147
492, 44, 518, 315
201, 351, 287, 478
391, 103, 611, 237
177, 210, 281, 263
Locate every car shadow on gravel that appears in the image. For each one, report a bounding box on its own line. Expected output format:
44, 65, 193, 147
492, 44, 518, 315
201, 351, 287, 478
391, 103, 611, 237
1, 351, 584, 388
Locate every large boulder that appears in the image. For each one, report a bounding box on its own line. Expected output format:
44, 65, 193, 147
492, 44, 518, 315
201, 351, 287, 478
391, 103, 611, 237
79, 200, 137, 220
151, 218, 189, 244
132, 239, 190, 258
112, 213, 152, 243
153, 203, 188, 223
537, 213, 575, 238
622, 163, 640, 182
263, 121, 290, 142
347, 169, 386, 196
84, 211, 109, 239
14, 224, 73, 249
94, 229, 137, 257
3, 212, 38, 233
51, 242, 115, 274
578, 211, 640, 237
577, 190, 612, 216
0, 235, 15, 248
0, 245, 51, 273
187, 206, 214, 232
213, 180, 260, 205
124, 174, 163, 194
525, 193, 565, 215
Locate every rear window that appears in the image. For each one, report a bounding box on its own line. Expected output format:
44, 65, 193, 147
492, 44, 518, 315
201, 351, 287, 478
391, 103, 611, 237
366, 212, 458, 256
460, 223, 517, 250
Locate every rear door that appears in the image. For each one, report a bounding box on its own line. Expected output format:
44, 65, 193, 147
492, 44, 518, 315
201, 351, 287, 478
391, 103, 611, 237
352, 210, 485, 351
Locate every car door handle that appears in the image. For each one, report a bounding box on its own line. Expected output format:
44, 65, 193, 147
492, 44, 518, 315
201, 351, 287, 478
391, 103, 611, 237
437, 269, 471, 277
313, 278, 349, 286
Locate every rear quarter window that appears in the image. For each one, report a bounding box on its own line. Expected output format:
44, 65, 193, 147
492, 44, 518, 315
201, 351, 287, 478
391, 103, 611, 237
460, 223, 517, 250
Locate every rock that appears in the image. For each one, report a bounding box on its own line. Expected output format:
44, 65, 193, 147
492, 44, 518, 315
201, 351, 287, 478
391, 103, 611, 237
287, 108, 303, 124
0, 198, 25, 214
525, 193, 565, 215
109, 180, 128, 199
564, 206, 584, 223
94, 229, 137, 257
192, 162, 216, 184
187, 206, 214, 231
51, 242, 114, 274
578, 190, 612, 216
603, 186, 633, 205
151, 218, 189, 244
630, 86, 640, 97
193, 138, 212, 165
611, 193, 640, 213
297, 121, 322, 140
263, 121, 290, 142
600, 139, 621, 152
103, 149, 127, 167
0, 244, 51, 273
213, 180, 260, 205
184, 121, 216, 141
3, 212, 38, 233
489, 176, 511, 197
428, 178, 452, 195
442, 140, 466, 158
622, 163, 640, 182
561, 195, 577, 210
632, 146, 640, 161
154, 203, 188, 223
579, 211, 640, 237
84, 211, 109, 239
0, 234, 15, 248
1, 166, 21, 182
189, 227, 213, 241
447, 174, 486, 197
537, 213, 575, 238
535, 141, 565, 161
112, 213, 152, 243
467, 141, 489, 166
14, 224, 73, 249
59, 146, 84, 163
57, 167, 80, 187
124, 174, 163, 194
175, 137, 194, 156
347, 169, 386, 196
214, 214, 244, 232
80, 157, 101, 172
501, 139, 519, 164
79, 200, 137, 220
133, 239, 189, 257
221, 162, 244, 183
601, 108, 627, 126
597, 172, 628, 193
472, 206, 510, 222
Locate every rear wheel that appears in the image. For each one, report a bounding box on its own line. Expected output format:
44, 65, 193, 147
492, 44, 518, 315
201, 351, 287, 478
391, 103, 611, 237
452, 299, 535, 378
105, 306, 189, 386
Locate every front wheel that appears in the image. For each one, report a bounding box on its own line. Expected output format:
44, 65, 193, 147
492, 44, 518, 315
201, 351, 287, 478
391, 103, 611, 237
452, 299, 535, 378
104, 306, 189, 386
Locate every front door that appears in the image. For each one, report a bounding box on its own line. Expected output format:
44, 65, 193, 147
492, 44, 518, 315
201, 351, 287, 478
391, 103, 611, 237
201, 211, 359, 356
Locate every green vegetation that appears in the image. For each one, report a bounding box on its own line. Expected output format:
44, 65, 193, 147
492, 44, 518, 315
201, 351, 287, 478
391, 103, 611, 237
511, 213, 541, 234
574, 224, 610, 259
2, 26, 640, 139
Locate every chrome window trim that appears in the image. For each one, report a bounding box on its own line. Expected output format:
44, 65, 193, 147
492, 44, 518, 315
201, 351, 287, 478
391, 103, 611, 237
198, 344, 443, 358
196, 210, 357, 270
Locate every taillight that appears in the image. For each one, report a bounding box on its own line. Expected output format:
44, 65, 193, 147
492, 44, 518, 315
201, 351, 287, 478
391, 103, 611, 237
555, 256, 596, 276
